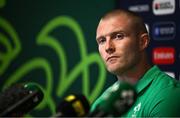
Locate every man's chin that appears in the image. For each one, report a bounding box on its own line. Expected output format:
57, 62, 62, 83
107, 65, 126, 75
108, 68, 122, 75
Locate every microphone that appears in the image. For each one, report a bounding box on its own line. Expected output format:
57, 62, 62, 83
0, 82, 44, 117
88, 81, 137, 117
53, 94, 90, 117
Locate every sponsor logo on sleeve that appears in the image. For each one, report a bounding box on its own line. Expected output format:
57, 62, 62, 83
132, 102, 141, 118
152, 22, 176, 40
152, 0, 175, 15
152, 47, 175, 64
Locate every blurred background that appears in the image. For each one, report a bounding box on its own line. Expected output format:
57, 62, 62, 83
0, 0, 179, 117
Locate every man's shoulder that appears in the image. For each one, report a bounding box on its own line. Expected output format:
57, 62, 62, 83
149, 65, 179, 88
150, 82, 180, 117
150, 68, 180, 97
152, 70, 180, 116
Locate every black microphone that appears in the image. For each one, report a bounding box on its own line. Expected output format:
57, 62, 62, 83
88, 81, 137, 117
53, 94, 90, 117
0, 82, 44, 117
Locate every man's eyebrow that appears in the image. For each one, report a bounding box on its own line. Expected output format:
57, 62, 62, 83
96, 36, 104, 41
110, 30, 126, 36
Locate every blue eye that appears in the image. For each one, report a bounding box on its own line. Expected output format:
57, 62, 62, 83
115, 33, 125, 40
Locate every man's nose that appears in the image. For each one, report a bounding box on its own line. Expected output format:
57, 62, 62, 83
105, 39, 115, 54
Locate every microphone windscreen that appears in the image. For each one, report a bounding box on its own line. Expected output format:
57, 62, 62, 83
89, 81, 137, 117
56, 94, 90, 117
0, 82, 44, 117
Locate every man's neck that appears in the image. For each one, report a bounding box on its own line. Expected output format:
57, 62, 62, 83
116, 55, 152, 85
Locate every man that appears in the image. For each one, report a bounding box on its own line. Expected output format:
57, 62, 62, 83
90, 9, 180, 117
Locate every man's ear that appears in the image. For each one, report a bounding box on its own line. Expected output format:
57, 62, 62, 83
139, 33, 150, 51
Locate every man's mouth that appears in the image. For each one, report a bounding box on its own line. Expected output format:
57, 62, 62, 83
106, 56, 120, 62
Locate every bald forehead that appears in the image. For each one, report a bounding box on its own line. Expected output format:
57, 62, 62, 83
100, 9, 144, 30
101, 10, 136, 21
97, 14, 132, 32
98, 10, 137, 33
97, 13, 133, 33
97, 9, 147, 35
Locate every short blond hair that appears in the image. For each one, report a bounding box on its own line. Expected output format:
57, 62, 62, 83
100, 9, 148, 35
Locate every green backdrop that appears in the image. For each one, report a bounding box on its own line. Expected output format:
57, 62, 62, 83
0, 0, 117, 116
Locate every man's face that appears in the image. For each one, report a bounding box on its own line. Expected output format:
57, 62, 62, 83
96, 15, 142, 75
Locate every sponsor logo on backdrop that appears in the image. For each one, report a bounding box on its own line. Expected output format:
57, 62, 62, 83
152, 22, 176, 40
129, 4, 150, 12
165, 72, 175, 78
152, 0, 175, 15
153, 47, 175, 64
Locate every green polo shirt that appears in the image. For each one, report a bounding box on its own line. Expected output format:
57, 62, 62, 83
90, 65, 180, 117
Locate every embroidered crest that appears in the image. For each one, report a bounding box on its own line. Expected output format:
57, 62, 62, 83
132, 102, 141, 118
